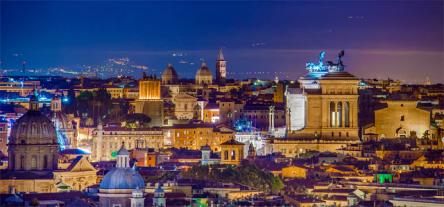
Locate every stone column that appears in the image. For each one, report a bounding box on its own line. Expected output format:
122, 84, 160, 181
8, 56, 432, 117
342, 100, 346, 128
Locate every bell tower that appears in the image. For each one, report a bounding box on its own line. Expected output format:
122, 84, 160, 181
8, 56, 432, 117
215, 48, 227, 84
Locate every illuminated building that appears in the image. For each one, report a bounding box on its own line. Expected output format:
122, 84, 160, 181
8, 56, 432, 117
200, 144, 221, 165
195, 62, 213, 85
218, 99, 242, 125
138, 73, 161, 100
273, 82, 285, 103
220, 139, 245, 165
286, 88, 306, 131
215, 48, 227, 84
105, 87, 126, 99
234, 118, 267, 156
0, 94, 97, 193
0, 79, 40, 97
203, 103, 220, 123
240, 104, 286, 131
267, 51, 360, 156
166, 123, 235, 151
98, 145, 145, 207
161, 63, 179, 85
0, 119, 7, 155
287, 51, 359, 140
133, 73, 164, 127
365, 99, 433, 139
173, 93, 197, 120
91, 124, 164, 161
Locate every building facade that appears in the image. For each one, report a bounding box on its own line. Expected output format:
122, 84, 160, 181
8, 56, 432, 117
92, 125, 164, 161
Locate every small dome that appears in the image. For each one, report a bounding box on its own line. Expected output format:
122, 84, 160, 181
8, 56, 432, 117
117, 145, 130, 155
196, 62, 212, 77
49, 111, 72, 130
10, 110, 57, 145
99, 168, 145, 189
195, 62, 213, 85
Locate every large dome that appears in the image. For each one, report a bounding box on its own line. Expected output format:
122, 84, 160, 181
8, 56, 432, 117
8, 94, 60, 171
10, 110, 58, 145
161, 63, 179, 84
99, 168, 145, 189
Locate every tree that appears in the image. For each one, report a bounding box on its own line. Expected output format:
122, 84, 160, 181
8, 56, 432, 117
30, 198, 39, 206
125, 113, 151, 128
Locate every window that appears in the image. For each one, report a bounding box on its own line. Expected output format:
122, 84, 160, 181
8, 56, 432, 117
344, 102, 350, 127
400, 115, 405, 121
331, 132, 334, 137
231, 150, 236, 160
20, 155, 25, 170
337, 102, 343, 127
330, 102, 336, 127
43, 155, 48, 169
224, 150, 229, 160
31, 155, 37, 169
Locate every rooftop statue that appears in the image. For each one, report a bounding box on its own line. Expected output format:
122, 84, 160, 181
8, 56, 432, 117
327, 50, 345, 72
305, 50, 346, 74
305, 51, 328, 73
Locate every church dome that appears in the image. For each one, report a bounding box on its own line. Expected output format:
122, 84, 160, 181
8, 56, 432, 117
161, 63, 179, 84
196, 62, 212, 77
49, 111, 72, 130
195, 62, 213, 85
8, 93, 60, 171
99, 144, 145, 190
99, 168, 145, 189
10, 108, 57, 145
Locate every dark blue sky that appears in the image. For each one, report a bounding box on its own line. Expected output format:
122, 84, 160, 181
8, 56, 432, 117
1, 1, 443, 83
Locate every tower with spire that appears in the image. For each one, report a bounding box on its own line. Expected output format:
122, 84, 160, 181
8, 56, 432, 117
215, 48, 227, 84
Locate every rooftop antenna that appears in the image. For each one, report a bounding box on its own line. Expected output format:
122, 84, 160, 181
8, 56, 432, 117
21, 60, 26, 78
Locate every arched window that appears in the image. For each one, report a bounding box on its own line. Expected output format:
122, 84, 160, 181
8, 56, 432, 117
43, 155, 48, 169
20, 155, 25, 170
345, 102, 350, 127
31, 155, 37, 169
330, 102, 336, 127
231, 150, 236, 160
337, 102, 343, 127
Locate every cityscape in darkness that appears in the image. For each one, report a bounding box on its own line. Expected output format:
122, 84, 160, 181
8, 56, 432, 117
0, 1, 443, 207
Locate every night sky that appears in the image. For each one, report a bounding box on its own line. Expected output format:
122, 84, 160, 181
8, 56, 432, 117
1, 1, 443, 83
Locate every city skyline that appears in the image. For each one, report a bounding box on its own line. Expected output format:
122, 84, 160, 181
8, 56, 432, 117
1, 1, 443, 83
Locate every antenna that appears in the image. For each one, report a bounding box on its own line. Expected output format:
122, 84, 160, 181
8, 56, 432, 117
21, 60, 26, 77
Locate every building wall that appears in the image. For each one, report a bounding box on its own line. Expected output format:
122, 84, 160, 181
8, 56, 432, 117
374, 100, 430, 138
267, 141, 348, 157
290, 79, 360, 140
220, 145, 244, 165
170, 126, 234, 151
0, 122, 7, 155
203, 109, 220, 124
281, 166, 308, 179
139, 79, 161, 100
92, 128, 164, 161
133, 100, 164, 127
0, 179, 56, 193
173, 94, 197, 120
